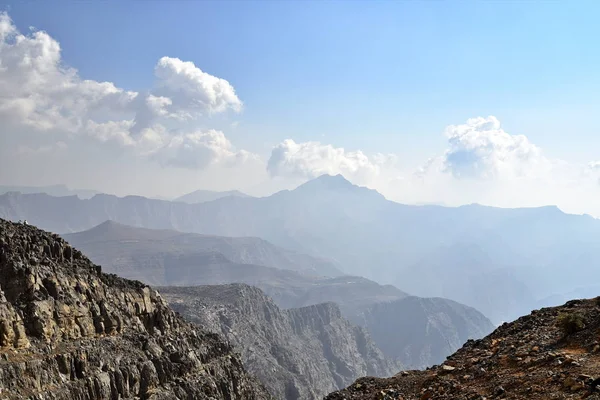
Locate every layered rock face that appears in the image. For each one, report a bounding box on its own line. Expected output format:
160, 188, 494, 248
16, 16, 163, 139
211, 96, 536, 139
0, 219, 270, 400
159, 284, 398, 400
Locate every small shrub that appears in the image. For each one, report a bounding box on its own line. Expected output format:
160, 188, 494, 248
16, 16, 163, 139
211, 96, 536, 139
556, 312, 585, 336
595, 296, 600, 307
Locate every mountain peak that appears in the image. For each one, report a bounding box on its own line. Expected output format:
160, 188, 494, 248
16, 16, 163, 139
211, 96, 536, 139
292, 174, 386, 201
316, 173, 353, 185
295, 174, 358, 192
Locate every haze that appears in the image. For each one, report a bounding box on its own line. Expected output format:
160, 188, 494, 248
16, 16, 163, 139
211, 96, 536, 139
0, 2, 599, 216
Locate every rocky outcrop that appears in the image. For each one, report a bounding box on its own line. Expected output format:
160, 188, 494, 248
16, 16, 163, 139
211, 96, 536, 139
326, 297, 600, 400
0, 219, 270, 399
159, 284, 398, 400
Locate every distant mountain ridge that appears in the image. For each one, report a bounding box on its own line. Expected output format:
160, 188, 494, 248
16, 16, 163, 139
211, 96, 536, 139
354, 296, 494, 369
3, 174, 599, 323
175, 189, 251, 204
61, 221, 493, 369
0, 184, 100, 199
65, 220, 345, 277
62, 221, 406, 317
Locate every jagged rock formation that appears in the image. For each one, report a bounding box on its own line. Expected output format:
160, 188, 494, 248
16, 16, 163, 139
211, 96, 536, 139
326, 297, 600, 399
352, 296, 495, 369
0, 219, 270, 400
159, 284, 398, 400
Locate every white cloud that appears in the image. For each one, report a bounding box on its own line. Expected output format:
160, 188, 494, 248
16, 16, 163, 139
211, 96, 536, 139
267, 139, 392, 183
441, 116, 549, 180
0, 12, 253, 171
382, 116, 600, 216
152, 129, 258, 170
153, 56, 242, 115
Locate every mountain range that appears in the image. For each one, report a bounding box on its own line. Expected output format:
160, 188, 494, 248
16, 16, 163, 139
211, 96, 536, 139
2, 174, 599, 324
0, 184, 100, 199
64, 220, 344, 278
63, 220, 493, 369
175, 189, 251, 204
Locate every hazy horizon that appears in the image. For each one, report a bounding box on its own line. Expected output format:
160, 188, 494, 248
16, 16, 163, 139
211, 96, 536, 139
1, 2, 599, 216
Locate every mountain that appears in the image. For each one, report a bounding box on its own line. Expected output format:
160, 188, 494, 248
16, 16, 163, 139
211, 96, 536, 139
0, 219, 270, 399
3, 174, 597, 323
326, 297, 600, 400
0, 184, 100, 199
60, 222, 493, 368
175, 189, 251, 204
64, 220, 345, 277
63, 222, 406, 319
159, 284, 398, 400
353, 296, 495, 369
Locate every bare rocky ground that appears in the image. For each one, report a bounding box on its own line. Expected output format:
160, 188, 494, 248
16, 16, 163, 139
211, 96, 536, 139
326, 297, 600, 399
0, 219, 270, 399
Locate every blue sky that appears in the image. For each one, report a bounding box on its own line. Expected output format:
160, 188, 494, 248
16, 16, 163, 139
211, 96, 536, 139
5, 1, 600, 162
1, 1, 599, 215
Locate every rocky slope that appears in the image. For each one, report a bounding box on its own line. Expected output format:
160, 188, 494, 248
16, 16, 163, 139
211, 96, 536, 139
0, 219, 270, 400
326, 297, 600, 400
158, 284, 397, 400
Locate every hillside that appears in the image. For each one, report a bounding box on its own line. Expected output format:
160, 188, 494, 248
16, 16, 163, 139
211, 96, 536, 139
175, 189, 251, 204
326, 297, 600, 399
4, 175, 600, 323
62, 221, 405, 316
159, 284, 397, 399
64, 220, 344, 277
59, 222, 493, 368
353, 297, 494, 369
0, 219, 270, 399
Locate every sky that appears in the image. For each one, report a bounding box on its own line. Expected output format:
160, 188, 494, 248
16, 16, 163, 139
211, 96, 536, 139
0, 1, 599, 215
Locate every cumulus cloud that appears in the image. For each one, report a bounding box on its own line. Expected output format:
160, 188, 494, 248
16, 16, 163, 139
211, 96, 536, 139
267, 139, 393, 183
152, 129, 257, 170
0, 12, 252, 170
153, 57, 242, 115
388, 116, 600, 216
441, 116, 549, 180
0, 12, 137, 133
